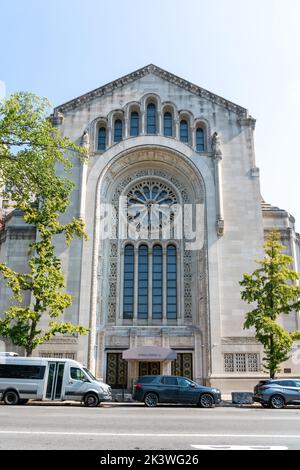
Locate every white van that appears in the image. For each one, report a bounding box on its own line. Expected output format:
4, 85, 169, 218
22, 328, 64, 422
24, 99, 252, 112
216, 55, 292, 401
0, 356, 112, 407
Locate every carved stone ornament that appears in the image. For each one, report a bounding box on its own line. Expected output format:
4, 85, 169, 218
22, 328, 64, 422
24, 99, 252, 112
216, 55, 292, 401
50, 111, 64, 127
217, 218, 224, 237
211, 132, 223, 158
81, 129, 90, 150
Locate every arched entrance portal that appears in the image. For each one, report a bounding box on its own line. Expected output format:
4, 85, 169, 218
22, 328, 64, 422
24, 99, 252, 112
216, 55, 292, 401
92, 147, 210, 389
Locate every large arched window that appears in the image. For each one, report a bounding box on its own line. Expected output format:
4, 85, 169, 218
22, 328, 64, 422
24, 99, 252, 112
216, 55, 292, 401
97, 127, 106, 151
114, 119, 123, 143
122, 243, 178, 321
196, 128, 205, 151
167, 245, 177, 320
180, 120, 189, 143
147, 103, 156, 134
122, 180, 179, 322
152, 245, 163, 320
138, 245, 149, 319
130, 111, 139, 137
164, 112, 173, 137
123, 244, 134, 319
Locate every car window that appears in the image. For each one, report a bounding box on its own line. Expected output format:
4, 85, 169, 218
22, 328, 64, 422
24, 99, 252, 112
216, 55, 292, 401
162, 377, 178, 386
294, 381, 300, 388
70, 367, 86, 381
269, 381, 286, 387
137, 376, 157, 384
177, 377, 192, 387
280, 381, 296, 387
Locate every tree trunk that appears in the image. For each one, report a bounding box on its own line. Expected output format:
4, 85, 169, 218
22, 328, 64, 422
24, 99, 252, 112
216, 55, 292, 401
270, 334, 275, 379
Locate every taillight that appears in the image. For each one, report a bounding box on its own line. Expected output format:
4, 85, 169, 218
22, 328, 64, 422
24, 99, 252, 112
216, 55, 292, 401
134, 383, 143, 389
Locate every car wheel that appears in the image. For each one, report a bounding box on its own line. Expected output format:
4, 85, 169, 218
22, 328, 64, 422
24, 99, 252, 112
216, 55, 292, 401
3, 390, 20, 406
199, 393, 214, 408
144, 393, 159, 407
270, 395, 285, 409
83, 393, 100, 407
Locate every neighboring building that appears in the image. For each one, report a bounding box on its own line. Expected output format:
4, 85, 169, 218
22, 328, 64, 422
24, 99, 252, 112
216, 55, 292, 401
0, 65, 299, 392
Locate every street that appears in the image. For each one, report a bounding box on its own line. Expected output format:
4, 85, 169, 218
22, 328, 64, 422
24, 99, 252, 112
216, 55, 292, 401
0, 404, 300, 450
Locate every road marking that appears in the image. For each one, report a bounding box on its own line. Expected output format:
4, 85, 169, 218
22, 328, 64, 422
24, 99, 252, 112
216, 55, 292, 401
191, 445, 288, 451
0, 431, 299, 439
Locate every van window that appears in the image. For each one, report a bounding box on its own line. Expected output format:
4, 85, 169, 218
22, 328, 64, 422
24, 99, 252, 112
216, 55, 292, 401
0, 364, 45, 380
71, 368, 86, 381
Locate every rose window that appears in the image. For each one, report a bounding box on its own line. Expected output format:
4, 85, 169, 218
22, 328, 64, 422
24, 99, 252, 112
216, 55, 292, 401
126, 180, 178, 232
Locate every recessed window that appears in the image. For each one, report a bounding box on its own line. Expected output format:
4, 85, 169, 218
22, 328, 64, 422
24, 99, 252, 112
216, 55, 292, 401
123, 244, 134, 319
138, 245, 149, 319
152, 245, 163, 320
167, 245, 177, 320
196, 128, 205, 151
130, 111, 139, 137
180, 120, 189, 143
164, 112, 173, 137
147, 103, 156, 134
114, 119, 123, 143
98, 127, 106, 151
224, 353, 260, 373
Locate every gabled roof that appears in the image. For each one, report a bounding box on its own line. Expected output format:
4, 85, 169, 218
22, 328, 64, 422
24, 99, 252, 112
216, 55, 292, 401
55, 64, 248, 116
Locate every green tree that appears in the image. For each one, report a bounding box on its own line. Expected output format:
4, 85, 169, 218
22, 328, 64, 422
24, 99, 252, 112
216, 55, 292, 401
240, 231, 300, 378
0, 92, 89, 356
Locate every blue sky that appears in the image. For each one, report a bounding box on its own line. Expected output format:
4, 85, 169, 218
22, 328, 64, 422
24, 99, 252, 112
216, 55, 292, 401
1, 0, 299, 229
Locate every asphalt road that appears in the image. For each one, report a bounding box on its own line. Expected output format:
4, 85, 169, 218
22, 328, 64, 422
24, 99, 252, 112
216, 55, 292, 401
0, 403, 300, 450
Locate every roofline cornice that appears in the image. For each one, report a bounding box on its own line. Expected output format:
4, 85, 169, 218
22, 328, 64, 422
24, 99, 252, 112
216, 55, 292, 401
54, 64, 249, 117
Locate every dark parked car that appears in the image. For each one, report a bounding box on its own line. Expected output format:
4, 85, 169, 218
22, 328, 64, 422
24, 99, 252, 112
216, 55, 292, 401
132, 375, 221, 408
253, 379, 300, 409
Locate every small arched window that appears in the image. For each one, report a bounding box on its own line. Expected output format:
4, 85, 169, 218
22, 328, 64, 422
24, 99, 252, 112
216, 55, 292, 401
164, 112, 173, 137
130, 111, 139, 137
97, 127, 106, 151
123, 244, 134, 319
196, 128, 205, 151
147, 103, 156, 134
180, 120, 189, 143
114, 119, 123, 143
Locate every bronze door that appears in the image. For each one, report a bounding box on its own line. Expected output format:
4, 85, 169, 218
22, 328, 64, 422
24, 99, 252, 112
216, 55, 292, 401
106, 353, 128, 389
139, 362, 161, 376
171, 353, 193, 379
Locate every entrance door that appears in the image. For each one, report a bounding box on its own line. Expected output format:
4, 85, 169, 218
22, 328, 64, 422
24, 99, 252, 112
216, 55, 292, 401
106, 353, 128, 389
45, 362, 65, 400
139, 362, 161, 376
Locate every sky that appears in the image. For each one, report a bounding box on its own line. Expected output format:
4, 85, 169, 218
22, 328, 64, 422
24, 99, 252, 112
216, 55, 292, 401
1, 0, 299, 230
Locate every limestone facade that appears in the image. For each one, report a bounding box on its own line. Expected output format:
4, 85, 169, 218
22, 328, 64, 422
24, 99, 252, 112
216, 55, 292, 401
0, 65, 299, 392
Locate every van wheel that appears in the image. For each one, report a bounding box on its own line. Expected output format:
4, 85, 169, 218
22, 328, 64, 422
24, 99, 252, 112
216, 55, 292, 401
4, 390, 19, 405
144, 393, 158, 407
199, 393, 214, 408
83, 393, 100, 407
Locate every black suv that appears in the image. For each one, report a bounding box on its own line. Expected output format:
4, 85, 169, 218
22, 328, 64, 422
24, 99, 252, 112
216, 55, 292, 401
132, 375, 221, 408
